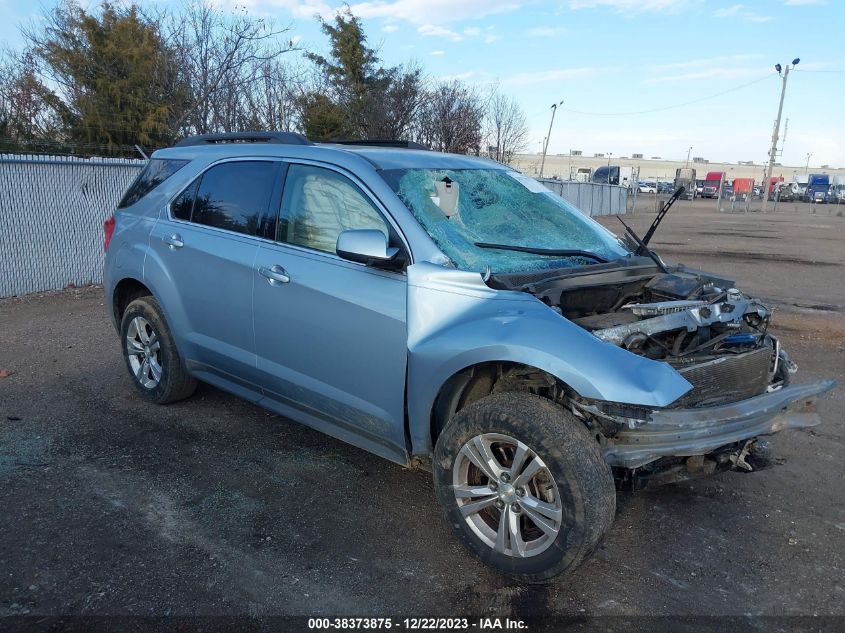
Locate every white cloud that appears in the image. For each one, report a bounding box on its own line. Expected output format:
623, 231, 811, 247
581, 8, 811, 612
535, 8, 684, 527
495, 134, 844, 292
649, 53, 762, 71
436, 71, 477, 82
431, 50, 446, 56
417, 23, 464, 41
526, 26, 567, 37
568, 0, 692, 12
784, 0, 826, 5
244, 0, 333, 19
714, 4, 773, 22
381, 23, 398, 32
416, 22, 501, 43
501, 67, 598, 86
349, 0, 522, 25
647, 67, 765, 83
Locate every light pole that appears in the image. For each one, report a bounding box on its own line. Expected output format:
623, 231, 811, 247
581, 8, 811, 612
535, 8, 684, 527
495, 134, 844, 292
539, 99, 564, 178
685, 146, 692, 168
805, 152, 812, 175
761, 58, 799, 214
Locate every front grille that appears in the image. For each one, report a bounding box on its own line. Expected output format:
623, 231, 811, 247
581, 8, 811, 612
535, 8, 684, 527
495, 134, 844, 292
672, 347, 772, 408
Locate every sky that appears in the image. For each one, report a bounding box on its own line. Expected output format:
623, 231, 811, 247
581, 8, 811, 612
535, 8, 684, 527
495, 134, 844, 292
1, 0, 843, 167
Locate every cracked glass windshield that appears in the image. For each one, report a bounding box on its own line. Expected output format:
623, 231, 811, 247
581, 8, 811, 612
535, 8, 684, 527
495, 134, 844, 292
381, 168, 630, 273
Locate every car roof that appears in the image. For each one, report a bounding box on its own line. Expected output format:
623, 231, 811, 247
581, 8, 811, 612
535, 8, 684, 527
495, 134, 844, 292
152, 140, 507, 171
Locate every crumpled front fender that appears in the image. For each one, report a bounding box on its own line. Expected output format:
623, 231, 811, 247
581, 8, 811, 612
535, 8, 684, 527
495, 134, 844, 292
406, 263, 692, 456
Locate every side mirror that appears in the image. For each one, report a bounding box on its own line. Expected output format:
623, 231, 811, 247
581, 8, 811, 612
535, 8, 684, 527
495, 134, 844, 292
336, 229, 403, 269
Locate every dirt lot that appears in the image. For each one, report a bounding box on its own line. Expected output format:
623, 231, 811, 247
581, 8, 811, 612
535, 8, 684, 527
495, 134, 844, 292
1, 200, 843, 623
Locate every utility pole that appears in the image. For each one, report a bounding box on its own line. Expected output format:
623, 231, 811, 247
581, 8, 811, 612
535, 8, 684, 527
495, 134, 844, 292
761, 58, 799, 214
805, 152, 812, 175
685, 146, 692, 168
539, 100, 563, 178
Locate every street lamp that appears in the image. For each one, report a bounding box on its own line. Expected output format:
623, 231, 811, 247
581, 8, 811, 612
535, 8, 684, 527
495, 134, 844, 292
761, 57, 800, 213
805, 152, 812, 174
686, 146, 693, 168
539, 99, 564, 178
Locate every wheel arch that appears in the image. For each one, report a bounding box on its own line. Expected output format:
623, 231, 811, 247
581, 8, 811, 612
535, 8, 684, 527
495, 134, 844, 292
111, 277, 153, 327
429, 361, 572, 450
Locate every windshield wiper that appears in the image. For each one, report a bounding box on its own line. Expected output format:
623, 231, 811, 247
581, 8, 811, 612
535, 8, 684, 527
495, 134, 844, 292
616, 217, 667, 273
474, 242, 608, 263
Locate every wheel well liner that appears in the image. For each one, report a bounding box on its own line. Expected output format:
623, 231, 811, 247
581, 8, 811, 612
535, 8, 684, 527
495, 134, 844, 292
430, 362, 568, 446
113, 278, 152, 324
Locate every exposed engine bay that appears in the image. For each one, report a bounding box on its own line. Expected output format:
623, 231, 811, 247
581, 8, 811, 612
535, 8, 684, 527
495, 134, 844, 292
490, 260, 796, 409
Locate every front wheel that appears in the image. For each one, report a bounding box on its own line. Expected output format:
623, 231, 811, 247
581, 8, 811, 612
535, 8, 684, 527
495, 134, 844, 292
433, 393, 616, 582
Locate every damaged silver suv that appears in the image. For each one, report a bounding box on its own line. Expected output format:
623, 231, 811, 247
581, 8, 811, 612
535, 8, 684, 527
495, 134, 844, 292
104, 132, 834, 582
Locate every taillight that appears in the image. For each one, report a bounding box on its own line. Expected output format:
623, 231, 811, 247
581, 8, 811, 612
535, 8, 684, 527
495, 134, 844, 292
104, 216, 116, 251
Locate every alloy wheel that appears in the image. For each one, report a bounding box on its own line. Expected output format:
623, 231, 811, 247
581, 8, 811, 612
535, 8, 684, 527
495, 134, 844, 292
126, 316, 163, 389
452, 433, 563, 558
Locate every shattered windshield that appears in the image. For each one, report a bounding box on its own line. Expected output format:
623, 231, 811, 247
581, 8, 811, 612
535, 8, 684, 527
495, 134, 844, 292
381, 168, 630, 273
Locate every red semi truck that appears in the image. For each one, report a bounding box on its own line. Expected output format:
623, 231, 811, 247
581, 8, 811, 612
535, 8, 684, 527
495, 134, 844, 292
702, 171, 726, 198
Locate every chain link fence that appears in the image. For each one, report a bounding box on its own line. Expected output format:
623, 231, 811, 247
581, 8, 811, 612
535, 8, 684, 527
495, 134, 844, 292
0, 154, 145, 298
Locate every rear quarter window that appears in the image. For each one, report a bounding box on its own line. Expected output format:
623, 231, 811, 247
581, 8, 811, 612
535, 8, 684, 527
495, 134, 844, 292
118, 158, 189, 209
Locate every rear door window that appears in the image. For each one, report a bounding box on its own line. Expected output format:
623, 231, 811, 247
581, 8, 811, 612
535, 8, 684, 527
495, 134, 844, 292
177, 161, 280, 237
118, 158, 188, 208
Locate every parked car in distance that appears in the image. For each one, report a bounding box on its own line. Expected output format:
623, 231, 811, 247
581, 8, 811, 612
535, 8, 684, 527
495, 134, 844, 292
638, 181, 657, 193
104, 132, 834, 582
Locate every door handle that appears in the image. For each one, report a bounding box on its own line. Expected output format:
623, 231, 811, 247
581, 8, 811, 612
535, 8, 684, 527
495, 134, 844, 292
259, 265, 290, 285
163, 234, 184, 249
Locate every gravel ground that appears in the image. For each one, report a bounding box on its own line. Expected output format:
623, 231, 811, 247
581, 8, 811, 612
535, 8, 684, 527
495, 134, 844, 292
0, 202, 843, 623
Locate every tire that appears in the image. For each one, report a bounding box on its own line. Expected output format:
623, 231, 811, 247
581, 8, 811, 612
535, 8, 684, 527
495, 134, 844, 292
433, 393, 615, 583
120, 296, 197, 404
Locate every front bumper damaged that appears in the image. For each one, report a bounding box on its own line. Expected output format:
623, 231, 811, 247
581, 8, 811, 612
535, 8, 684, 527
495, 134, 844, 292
601, 380, 836, 469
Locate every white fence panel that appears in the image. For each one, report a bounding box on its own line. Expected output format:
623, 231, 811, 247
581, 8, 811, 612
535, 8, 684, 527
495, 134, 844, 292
536, 178, 628, 216
1, 157, 629, 299
0, 154, 145, 298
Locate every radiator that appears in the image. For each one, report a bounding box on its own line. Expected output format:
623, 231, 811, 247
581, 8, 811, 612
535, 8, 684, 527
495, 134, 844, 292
673, 347, 773, 408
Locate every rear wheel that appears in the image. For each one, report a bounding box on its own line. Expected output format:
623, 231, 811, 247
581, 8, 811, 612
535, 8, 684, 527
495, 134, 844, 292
120, 296, 196, 404
433, 393, 616, 582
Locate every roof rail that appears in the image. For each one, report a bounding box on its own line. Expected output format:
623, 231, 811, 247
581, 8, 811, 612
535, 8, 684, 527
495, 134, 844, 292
330, 139, 429, 150
175, 131, 312, 147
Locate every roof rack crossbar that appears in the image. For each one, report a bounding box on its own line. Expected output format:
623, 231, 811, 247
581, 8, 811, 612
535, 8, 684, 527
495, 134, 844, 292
330, 139, 429, 150
175, 131, 312, 147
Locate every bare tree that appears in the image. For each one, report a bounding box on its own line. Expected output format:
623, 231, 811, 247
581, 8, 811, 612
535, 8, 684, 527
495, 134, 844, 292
484, 87, 528, 164
414, 80, 484, 154
0, 50, 61, 145
241, 60, 304, 132
168, 1, 297, 135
